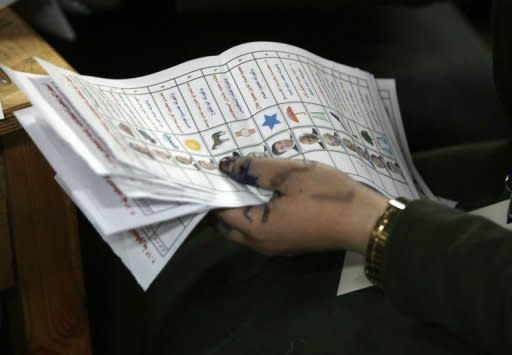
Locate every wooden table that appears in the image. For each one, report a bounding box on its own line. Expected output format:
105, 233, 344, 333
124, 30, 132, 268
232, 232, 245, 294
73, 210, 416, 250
0, 8, 92, 355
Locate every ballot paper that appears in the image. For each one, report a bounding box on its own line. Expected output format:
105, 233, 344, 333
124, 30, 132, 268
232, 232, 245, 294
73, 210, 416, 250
15, 107, 206, 289
336, 80, 422, 296
4, 42, 432, 290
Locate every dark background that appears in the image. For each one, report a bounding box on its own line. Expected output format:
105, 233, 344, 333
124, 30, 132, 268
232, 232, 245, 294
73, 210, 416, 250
44, 0, 511, 153
2, 1, 510, 354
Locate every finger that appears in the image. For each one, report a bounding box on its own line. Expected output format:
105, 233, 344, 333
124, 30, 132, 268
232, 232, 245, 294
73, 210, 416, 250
216, 205, 264, 236
219, 156, 317, 192
216, 219, 262, 250
219, 191, 286, 228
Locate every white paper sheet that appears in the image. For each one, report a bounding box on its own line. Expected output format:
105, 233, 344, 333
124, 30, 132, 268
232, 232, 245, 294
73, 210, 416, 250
4, 69, 269, 208
336, 252, 372, 295
34, 42, 421, 202
15, 106, 206, 289
471, 200, 512, 230
377, 79, 436, 200
14, 107, 207, 235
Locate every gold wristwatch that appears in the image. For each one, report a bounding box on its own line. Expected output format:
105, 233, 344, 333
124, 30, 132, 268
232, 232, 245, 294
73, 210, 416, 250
364, 197, 409, 288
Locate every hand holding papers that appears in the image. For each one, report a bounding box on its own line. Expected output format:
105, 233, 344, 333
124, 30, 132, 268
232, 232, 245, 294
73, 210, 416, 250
4, 42, 437, 291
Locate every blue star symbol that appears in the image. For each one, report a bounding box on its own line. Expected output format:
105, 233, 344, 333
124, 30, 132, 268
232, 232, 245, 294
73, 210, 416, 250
262, 113, 281, 130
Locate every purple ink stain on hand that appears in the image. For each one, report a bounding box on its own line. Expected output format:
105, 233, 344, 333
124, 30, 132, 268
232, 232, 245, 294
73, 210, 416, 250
219, 157, 259, 187
235, 160, 259, 186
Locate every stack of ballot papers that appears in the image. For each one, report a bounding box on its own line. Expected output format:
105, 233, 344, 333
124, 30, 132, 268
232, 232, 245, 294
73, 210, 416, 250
3, 42, 440, 291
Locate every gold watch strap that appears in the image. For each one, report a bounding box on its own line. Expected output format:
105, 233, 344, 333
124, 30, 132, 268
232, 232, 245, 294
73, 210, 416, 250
364, 197, 409, 288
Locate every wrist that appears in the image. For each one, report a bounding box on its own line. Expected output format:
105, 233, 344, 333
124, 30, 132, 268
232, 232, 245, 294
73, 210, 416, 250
354, 192, 388, 255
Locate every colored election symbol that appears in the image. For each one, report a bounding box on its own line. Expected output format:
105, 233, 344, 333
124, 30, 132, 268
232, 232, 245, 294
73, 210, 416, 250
212, 131, 229, 150
185, 139, 202, 151
262, 113, 281, 130
311, 111, 328, 121
361, 130, 374, 145
286, 106, 304, 123
235, 128, 257, 137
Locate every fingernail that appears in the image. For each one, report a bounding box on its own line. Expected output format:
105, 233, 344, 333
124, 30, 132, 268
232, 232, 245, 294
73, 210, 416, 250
219, 156, 236, 174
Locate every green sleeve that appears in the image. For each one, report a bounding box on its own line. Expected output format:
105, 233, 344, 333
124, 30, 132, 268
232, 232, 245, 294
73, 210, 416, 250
382, 200, 512, 351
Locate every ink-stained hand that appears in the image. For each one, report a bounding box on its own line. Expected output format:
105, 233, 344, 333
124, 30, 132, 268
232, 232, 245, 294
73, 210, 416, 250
215, 156, 388, 256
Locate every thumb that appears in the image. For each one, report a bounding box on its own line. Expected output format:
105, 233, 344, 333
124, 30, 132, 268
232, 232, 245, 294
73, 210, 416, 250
218, 156, 316, 192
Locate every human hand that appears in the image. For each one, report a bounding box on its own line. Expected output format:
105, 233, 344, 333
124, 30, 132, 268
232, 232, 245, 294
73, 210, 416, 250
215, 156, 388, 256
